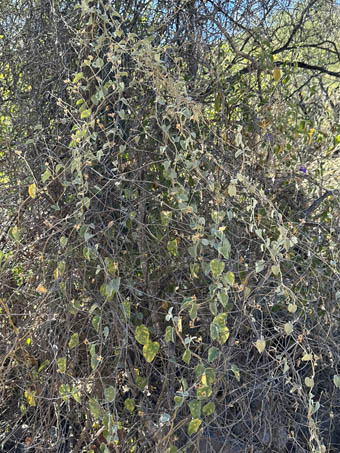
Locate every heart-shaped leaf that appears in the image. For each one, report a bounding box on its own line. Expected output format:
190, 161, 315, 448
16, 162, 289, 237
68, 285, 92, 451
135, 324, 150, 345
104, 386, 116, 403
143, 341, 160, 362
202, 402, 215, 416
124, 398, 136, 412
208, 347, 220, 362
188, 418, 202, 435
305, 377, 314, 388
255, 338, 266, 354
210, 259, 225, 279
189, 400, 201, 418
333, 375, 340, 388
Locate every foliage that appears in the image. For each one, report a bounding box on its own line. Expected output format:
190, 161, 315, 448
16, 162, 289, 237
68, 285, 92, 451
1, 0, 340, 452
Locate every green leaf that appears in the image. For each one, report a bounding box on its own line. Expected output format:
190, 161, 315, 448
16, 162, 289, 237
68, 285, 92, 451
284, 322, 293, 335
196, 385, 212, 400
174, 395, 184, 407
59, 236, 67, 248
136, 375, 147, 390
166, 447, 179, 453
228, 183, 236, 197
41, 168, 52, 183
106, 278, 120, 296
59, 384, 70, 400
92, 315, 101, 332
189, 400, 201, 418
68, 333, 79, 349
71, 386, 81, 403
215, 93, 222, 112
202, 402, 215, 416
89, 398, 102, 419
189, 302, 198, 320
333, 375, 340, 388
135, 324, 150, 345
194, 364, 205, 378
288, 303, 297, 313
188, 418, 202, 435
271, 265, 280, 276
122, 300, 131, 319
104, 386, 116, 403
73, 72, 83, 83
217, 326, 230, 344
211, 210, 225, 224
231, 364, 240, 382
217, 290, 229, 307
225, 271, 235, 286
161, 210, 172, 226
255, 260, 266, 273
167, 239, 178, 256
208, 347, 220, 362
124, 398, 135, 412
218, 239, 231, 259
210, 259, 225, 279
209, 300, 217, 315
9, 225, 20, 241
38, 359, 49, 373
165, 326, 174, 343
182, 349, 191, 364
213, 312, 227, 327
143, 341, 160, 362
210, 322, 219, 341
204, 368, 216, 385
57, 357, 67, 373
81, 109, 91, 119
188, 244, 198, 259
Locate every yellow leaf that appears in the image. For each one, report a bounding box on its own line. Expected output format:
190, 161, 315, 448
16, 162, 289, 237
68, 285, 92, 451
24, 390, 36, 406
273, 67, 281, 82
255, 337, 266, 353
308, 128, 316, 145
36, 284, 47, 294
28, 183, 36, 199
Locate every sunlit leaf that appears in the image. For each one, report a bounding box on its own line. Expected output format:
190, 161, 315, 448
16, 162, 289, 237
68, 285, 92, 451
167, 239, 178, 256
57, 357, 67, 373
255, 338, 266, 354
333, 375, 340, 388
68, 333, 79, 349
273, 67, 281, 81
305, 377, 314, 388
188, 418, 202, 435
135, 324, 150, 345
210, 259, 225, 279
24, 390, 36, 407
143, 341, 159, 362
28, 183, 37, 198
